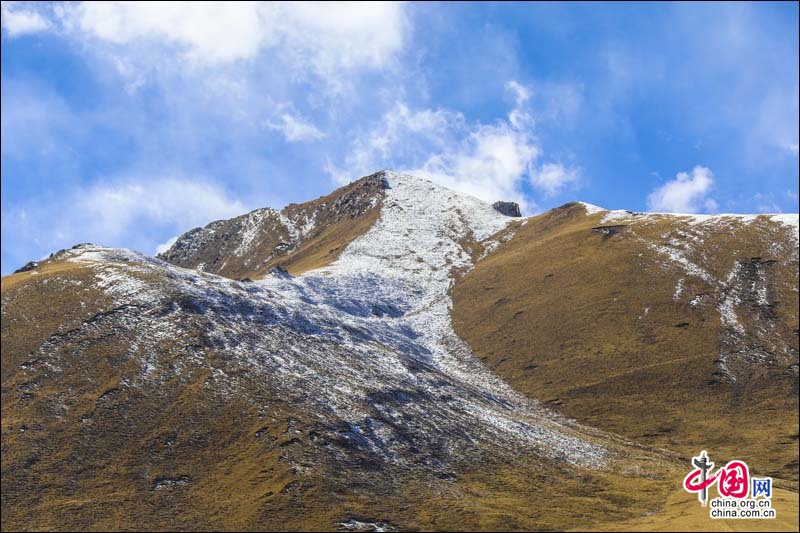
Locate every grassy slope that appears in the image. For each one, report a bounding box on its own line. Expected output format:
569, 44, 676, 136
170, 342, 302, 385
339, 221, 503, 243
591, 486, 798, 532
276, 200, 381, 276
2, 258, 682, 531
452, 204, 799, 529
256, 174, 385, 276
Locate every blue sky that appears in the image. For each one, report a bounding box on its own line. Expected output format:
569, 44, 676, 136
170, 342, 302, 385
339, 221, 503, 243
1, 1, 798, 274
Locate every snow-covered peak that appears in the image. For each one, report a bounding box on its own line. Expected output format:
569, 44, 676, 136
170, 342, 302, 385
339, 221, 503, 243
279, 169, 517, 388
336, 170, 511, 274
253, 171, 602, 464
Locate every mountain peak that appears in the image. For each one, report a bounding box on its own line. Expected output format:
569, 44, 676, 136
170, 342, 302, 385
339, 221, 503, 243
157, 171, 527, 280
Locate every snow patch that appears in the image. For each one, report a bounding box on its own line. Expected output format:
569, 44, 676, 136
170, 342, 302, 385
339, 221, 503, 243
578, 202, 606, 215
673, 278, 685, 301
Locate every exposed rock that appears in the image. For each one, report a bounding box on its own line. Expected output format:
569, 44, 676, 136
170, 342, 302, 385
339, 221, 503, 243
269, 265, 292, 278
591, 225, 627, 239
13, 261, 38, 274
491, 201, 522, 217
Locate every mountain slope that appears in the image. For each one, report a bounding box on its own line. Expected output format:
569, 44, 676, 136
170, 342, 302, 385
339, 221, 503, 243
452, 202, 799, 484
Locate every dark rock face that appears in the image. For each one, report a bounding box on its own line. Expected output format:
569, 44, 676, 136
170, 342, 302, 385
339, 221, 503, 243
591, 225, 627, 239
13, 261, 39, 274
491, 201, 521, 217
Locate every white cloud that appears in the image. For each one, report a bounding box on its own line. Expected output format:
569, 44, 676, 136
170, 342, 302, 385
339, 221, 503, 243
268, 112, 325, 142
529, 163, 579, 197
506, 80, 531, 106
16, 1, 407, 79
414, 124, 539, 211
74, 178, 247, 241
64, 2, 264, 64
647, 166, 716, 213
325, 102, 464, 183
266, 2, 408, 75
5, 177, 248, 261
328, 82, 551, 212
1, 1, 52, 36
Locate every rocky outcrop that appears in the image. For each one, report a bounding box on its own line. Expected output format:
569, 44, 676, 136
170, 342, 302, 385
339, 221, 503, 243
12, 261, 38, 274
491, 201, 521, 217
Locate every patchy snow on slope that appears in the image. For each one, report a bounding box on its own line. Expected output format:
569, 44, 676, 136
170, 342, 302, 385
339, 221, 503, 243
51, 172, 605, 473
673, 278, 685, 301
600, 209, 800, 237
633, 211, 798, 384
234, 208, 276, 257
647, 241, 715, 284
600, 210, 640, 224
770, 213, 800, 241
338, 519, 396, 532
259, 171, 603, 464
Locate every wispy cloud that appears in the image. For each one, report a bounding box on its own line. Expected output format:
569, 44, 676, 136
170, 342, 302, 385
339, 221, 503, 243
3, 176, 248, 268
529, 163, 579, 198
327, 81, 574, 212
752, 193, 783, 214
1, 1, 52, 36
267, 112, 326, 142
155, 236, 179, 255
8, 1, 408, 81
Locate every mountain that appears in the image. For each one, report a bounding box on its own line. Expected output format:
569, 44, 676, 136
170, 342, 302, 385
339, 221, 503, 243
2, 171, 798, 531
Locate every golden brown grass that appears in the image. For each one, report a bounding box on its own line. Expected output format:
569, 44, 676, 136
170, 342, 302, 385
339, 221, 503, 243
592, 486, 799, 532
1, 260, 87, 292
267, 201, 381, 276
453, 205, 798, 485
